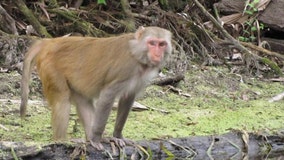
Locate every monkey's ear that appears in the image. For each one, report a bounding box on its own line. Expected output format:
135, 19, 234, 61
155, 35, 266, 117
134, 26, 145, 40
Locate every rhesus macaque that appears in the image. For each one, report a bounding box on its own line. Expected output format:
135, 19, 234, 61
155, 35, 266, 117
20, 26, 172, 150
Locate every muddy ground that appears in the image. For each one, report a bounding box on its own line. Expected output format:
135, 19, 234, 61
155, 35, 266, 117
0, 65, 284, 159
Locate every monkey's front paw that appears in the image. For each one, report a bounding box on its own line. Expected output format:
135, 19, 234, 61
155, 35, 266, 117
109, 137, 134, 148
70, 138, 86, 144
89, 140, 105, 150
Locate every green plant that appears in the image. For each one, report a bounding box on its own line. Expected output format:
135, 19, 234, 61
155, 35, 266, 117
238, 0, 264, 42
97, 0, 106, 5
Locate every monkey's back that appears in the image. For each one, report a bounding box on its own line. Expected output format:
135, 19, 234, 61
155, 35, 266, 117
35, 34, 142, 99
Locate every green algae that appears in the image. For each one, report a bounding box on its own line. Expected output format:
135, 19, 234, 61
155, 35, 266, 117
0, 66, 283, 144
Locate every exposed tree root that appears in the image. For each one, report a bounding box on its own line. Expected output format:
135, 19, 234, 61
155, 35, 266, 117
1, 131, 283, 159
13, 0, 51, 37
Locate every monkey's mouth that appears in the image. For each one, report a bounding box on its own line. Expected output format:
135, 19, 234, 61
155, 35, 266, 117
151, 53, 162, 63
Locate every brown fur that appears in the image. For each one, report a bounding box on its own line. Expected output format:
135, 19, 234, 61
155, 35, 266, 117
20, 26, 172, 149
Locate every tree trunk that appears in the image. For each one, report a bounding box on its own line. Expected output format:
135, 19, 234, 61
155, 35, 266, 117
120, 0, 136, 31
1, 131, 283, 159
14, 0, 52, 38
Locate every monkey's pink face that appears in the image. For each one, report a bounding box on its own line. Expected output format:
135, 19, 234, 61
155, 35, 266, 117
147, 38, 168, 64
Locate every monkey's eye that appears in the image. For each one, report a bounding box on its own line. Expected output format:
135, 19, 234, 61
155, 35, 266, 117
159, 41, 167, 47
148, 40, 157, 46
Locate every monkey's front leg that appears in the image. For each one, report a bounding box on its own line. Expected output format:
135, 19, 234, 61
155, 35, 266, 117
90, 89, 116, 150
112, 93, 136, 147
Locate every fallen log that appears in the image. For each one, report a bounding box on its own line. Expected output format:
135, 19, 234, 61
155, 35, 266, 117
1, 131, 283, 159
151, 74, 185, 86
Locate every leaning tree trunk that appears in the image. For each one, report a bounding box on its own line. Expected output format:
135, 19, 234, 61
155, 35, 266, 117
1, 131, 283, 159
14, 0, 52, 38
120, 0, 136, 32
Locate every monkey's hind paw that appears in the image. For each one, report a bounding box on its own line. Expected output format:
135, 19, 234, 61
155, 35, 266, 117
109, 137, 135, 148
89, 140, 105, 151
70, 138, 86, 144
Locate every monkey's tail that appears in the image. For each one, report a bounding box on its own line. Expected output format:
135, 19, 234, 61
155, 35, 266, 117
20, 40, 43, 118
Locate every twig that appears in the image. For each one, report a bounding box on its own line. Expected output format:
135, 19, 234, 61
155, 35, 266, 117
0, 124, 9, 131
241, 130, 249, 160
166, 85, 191, 98
206, 136, 215, 160
241, 41, 284, 60
0, 99, 45, 105
135, 144, 150, 159
269, 92, 284, 102
132, 13, 152, 21
168, 140, 196, 158
160, 142, 175, 158
0, 5, 18, 35
113, 101, 148, 111
11, 147, 19, 160
147, 106, 170, 114
193, 0, 260, 59
224, 137, 242, 159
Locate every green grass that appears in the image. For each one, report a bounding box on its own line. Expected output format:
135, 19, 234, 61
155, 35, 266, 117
0, 66, 283, 143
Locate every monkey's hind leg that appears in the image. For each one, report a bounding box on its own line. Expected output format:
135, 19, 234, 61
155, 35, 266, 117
72, 92, 95, 141
42, 76, 72, 141
49, 91, 71, 141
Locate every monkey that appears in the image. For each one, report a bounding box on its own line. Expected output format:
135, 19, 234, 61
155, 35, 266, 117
20, 26, 172, 150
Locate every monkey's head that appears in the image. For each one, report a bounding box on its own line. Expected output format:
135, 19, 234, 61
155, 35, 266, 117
129, 26, 172, 67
